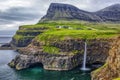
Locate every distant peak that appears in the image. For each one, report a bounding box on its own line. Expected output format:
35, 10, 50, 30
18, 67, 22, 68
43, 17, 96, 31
40, 3, 120, 22
49, 3, 74, 8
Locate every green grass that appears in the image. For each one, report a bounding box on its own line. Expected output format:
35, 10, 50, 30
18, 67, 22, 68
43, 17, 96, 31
43, 46, 60, 54
13, 34, 35, 42
14, 35, 34, 39
20, 22, 87, 30
19, 22, 120, 32
16, 30, 43, 36
43, 46, 80, 55
14, 21, 120, 47
86, 23, 120, 32
33, 22, 120, 43
37, 29, 118, 43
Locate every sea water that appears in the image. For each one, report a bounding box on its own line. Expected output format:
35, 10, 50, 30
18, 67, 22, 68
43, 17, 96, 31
0, 30, 91, 80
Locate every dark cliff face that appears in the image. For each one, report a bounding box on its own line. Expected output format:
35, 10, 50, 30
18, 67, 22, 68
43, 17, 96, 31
91, 37, 120, 80
95, 4, 120, 22
40, 3, 102, 22
40, 3, 120, 22
9, 38, 112, 71
11, 26, 48, 47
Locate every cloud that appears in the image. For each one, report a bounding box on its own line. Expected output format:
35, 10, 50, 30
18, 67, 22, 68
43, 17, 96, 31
0, 0, 32, 11
0, 0, 120, 30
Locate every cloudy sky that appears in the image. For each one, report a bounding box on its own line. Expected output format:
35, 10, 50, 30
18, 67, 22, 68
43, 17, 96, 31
0, 0, 120, 30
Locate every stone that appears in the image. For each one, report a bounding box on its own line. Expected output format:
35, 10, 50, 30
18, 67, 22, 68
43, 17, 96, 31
40, 3, 120, 22
91, 36, 120, 80
9, 38, 112, 71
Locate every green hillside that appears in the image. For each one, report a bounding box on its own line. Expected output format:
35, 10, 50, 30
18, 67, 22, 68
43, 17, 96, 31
13, 21, 120, 47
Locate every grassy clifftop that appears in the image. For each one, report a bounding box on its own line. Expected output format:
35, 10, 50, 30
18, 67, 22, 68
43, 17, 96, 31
37, 29, 118, 42
35, 22, 120, 42
12, 21, 120, 47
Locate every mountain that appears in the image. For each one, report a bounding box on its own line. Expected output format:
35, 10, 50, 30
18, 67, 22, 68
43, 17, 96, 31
40, 3, 102, 22
40, 3, 120, 22
95, 4, 120, 22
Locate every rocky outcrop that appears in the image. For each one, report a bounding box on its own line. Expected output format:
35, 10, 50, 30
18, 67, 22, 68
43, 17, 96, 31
95, 4, 120, 22
91, 36, 120, 80
9, 52, 83, 71
9, 38, 113, 71
11, 36, 35, 47
0, 43, 13, 50
40, 3, 102, 22
40, 3, 120, 22
11, 26, 48, 47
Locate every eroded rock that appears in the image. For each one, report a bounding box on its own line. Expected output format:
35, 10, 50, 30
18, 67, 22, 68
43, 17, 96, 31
91, 36, 120, 80
9, 38, 112, 71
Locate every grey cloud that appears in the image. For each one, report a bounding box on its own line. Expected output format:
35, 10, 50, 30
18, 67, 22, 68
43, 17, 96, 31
0, 0, 120, 30
0, 19, 14, 25
1, 7, 40, 20
0, 7, 41, 29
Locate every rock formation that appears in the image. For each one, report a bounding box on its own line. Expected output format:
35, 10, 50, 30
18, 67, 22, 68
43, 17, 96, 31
40, 3, 120, 22
8, 3, 120, 78
9, 38, 112, 71
11, 26, 48, 47
40, 3, 102, 22
95, 4, 120, 22
91, 36, 120, 80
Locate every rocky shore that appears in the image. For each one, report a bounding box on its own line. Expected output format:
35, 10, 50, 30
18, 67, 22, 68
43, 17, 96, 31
0, 43, 13, 50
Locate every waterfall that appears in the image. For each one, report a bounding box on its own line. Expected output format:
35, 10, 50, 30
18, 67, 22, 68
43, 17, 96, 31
81, 42, 90, 71
83, 42, 87, 69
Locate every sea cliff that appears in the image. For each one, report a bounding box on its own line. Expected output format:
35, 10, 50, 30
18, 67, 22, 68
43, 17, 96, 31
8, 2, 120, 80
9, 37, 113, 71
91, 37, 120, 80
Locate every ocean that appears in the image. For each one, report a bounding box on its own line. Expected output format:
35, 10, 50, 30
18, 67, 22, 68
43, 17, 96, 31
0, 30, 16, 46
0, 30, 91, 80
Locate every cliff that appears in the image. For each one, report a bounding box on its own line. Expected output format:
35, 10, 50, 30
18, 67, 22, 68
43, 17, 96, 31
91, 36, 120, 80
7, 3, 120, 79
11, 25, 49, 47
9, 38, 113, 71
9, 22, 120, 71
